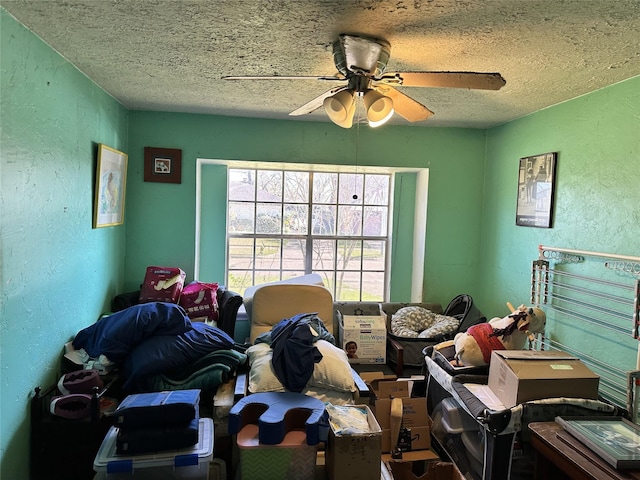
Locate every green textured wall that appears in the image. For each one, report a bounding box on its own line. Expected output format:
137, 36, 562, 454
3, 7, 638, 478
479, 76, 640, 370
0, 10, 129, 479
126, 113, 487, 304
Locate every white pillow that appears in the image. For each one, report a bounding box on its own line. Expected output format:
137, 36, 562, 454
246, 340, 356, 394
246, 343, 285, 392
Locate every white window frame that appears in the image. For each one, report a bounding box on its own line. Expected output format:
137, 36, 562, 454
195, 159, 428, 303
226, 167, 391, 301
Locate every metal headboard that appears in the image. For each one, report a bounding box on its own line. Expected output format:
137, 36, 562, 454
531, 245, 640, 422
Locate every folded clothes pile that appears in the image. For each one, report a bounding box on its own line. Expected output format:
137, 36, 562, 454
111, 389, 201, 455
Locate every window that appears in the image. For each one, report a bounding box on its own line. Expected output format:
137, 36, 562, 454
227, 168, 390, 301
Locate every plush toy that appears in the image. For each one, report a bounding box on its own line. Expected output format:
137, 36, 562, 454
451, 302, 546, 367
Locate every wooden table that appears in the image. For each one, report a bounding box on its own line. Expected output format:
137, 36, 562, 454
528, 422, 640, 480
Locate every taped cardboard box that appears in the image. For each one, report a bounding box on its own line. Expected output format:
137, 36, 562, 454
337, 305, 387, 364
488, 349, 600, 409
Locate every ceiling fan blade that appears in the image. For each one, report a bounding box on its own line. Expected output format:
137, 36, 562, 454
289, 86, 349, 116
375, 72, 506, 90
374, 85, 434, 122
222, 74, 345, 82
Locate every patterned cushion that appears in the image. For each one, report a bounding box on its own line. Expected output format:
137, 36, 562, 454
391, 306, 460, 338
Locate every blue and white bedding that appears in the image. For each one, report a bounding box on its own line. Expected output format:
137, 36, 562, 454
71, 302, 246, 393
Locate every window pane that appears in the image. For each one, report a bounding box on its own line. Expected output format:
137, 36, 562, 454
257, 170, 282, 202
336, 271, 362, 301
316, 271, 336, 296
256, 203, 281, 234
229, 169, 255, 201
362, 271, 384, 301
228, 238, 254, 269
338, 173, 363, 204
363, 240, 386, 271
337, 239, 362, 270
337, 205, 362, 236
227, 270, 254, 295
312, 205, 336, 235
313, 172, 337, 203
229, 201, 255, 233
312, 239, 336, 270
282, 270, 307, 281
255, 238, 281, 270
255, 271, 280, 285
284, 171, 309, 203
364, 174, 389, 205
226, 167, 391, 302
282, 238, 306, 267
363, 206, 388, 236
283, 204, 308, 234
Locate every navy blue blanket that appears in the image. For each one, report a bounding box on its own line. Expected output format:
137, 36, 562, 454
122, 322, 235, 392
72, 302, 192, 363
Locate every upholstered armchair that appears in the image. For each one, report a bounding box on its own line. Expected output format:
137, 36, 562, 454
234, 280, 368, 402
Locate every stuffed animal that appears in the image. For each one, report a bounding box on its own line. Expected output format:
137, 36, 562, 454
451, 303, 546, 367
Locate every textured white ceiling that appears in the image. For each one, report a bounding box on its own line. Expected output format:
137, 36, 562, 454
2, 0, 639, 128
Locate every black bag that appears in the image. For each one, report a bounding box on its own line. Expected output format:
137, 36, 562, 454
442, 294, 486, 333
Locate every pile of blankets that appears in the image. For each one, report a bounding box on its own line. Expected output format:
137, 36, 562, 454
71, 302, 247, 396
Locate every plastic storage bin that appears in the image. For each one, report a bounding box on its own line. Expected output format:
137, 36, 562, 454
93, 418, 213, 479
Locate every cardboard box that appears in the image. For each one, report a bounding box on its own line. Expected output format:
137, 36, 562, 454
385, 459, 466, 480
376, 397, 431, 452
358, 371, 397, 397
381, 426, 431, 452
337, 306, 387, 364
368, 380, 431, 453
325, 405, 382, 480
376, 397, 429, 428
488, 350, 600, 408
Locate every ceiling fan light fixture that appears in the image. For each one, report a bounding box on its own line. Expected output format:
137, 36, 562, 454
323, 90, 356, 128
363, 89, 394, 127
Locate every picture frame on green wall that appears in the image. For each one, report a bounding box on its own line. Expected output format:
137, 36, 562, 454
515, 152, 557, 228
144, 146, 182, 184
93, 144, 128, 228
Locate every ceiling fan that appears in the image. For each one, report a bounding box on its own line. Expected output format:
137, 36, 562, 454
223, 34, 506, 128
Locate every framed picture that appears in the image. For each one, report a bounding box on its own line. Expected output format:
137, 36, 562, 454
93, 144, 128, 228
515, 152, 557, 228
556, 416, 640, 469
144, 147, 182, 183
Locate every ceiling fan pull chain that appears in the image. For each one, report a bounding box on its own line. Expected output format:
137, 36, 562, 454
353, 116, 360, 200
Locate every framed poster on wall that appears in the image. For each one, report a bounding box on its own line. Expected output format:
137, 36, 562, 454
93, 143, 128, 228
515, 152, 557, 228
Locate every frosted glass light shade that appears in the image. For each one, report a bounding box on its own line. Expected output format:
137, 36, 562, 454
323, 90, 356, 128
363, 90, 394, 127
